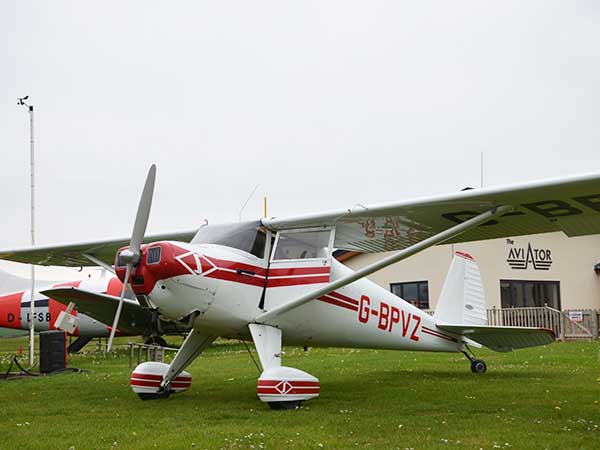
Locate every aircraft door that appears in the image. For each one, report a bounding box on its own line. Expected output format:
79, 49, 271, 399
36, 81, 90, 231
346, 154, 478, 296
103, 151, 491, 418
262, 227, 335, 311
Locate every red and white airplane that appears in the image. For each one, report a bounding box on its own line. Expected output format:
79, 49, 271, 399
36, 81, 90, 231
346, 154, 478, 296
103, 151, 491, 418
1, 165, 599, 408
0, 267, 191, 350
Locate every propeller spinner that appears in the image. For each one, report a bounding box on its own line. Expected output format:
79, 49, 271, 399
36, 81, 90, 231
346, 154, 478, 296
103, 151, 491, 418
106, 164, 156, 352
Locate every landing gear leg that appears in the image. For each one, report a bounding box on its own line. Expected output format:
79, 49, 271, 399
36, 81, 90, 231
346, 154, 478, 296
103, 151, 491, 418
462, 347, 487, 374
160, 329, 215, 391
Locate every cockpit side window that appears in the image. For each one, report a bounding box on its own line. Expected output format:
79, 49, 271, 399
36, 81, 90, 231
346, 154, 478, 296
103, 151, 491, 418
273, 230, 331, 261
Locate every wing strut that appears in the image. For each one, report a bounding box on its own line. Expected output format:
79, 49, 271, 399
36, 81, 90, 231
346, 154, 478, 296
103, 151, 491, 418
82, 253, 116, 275
255, 205, 513, 324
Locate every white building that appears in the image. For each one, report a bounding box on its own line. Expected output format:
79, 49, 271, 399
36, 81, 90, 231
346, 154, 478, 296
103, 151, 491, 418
340, 232, 600, 313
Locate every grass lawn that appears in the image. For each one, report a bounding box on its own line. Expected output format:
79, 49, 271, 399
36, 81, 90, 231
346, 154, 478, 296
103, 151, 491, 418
0, 337, 598, 450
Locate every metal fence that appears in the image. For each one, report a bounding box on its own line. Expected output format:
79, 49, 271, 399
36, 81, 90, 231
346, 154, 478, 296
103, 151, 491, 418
486, 306, 597, 341
424, 306, 598, 341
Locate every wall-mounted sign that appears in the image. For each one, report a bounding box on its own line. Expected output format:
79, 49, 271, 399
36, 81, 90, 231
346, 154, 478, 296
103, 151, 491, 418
568, 311, 583, 322
507, 242, 552, 271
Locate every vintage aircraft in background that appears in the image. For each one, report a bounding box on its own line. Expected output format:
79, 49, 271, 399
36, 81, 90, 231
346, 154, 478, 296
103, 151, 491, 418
0, 266, 191, 351
1, 165, 599, 408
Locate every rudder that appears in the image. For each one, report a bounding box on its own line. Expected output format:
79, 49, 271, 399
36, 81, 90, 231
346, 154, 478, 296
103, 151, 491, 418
433, 251, 486, 326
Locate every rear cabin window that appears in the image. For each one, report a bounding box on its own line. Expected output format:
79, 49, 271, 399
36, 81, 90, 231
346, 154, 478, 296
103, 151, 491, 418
273, 230, 331, 260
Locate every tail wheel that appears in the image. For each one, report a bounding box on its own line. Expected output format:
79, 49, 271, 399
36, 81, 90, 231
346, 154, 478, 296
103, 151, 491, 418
470, 359, 487, 374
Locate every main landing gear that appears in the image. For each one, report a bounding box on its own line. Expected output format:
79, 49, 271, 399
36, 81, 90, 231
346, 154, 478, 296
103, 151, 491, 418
462, 348, 487, 374
130, 329, 215, 400
249, 324, 320, 410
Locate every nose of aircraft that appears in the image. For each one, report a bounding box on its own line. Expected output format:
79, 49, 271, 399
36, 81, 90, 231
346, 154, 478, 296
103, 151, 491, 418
115, 242, 187, 297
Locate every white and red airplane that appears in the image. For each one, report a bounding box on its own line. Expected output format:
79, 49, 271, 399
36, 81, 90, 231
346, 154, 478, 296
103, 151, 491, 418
0, 267, 192, 351
1, 165, 599, 408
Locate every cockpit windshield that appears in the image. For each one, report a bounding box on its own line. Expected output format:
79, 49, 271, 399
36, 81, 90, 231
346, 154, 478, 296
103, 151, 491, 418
190, 221, 266, 258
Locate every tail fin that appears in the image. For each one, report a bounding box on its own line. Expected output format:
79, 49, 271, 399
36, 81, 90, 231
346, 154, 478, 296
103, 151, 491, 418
433, 251, 486, 326
0, 267, 34, 294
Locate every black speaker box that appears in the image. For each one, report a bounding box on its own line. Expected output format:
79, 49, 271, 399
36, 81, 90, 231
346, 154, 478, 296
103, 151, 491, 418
39, 331, 67, 374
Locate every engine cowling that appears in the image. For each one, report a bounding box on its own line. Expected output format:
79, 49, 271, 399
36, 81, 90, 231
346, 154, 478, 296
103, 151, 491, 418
115, 242, 187, 296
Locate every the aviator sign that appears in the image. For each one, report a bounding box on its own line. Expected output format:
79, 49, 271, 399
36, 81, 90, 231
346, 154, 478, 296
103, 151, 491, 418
506, 240, 552, 271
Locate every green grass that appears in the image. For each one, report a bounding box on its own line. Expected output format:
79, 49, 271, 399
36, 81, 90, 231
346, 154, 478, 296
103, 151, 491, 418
0, 337, 598, 450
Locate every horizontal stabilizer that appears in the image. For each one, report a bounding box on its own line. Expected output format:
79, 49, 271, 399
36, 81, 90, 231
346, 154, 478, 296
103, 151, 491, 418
436, 324, 555, 352
41, 287, 151, 335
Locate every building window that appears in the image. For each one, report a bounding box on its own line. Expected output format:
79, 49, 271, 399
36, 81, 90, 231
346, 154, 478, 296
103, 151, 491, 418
390, 281, 429, 309
500, 280, 561, 310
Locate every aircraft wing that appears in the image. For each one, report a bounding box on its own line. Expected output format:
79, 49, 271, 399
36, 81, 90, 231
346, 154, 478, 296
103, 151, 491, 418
436, 324, 555, 352
1, 173, 599, 264
0, 229, 197, 267
41, 287, 152, 335
263, 172, 600, 252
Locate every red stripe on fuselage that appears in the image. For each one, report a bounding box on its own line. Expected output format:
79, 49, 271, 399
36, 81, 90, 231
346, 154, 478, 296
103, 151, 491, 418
268, 267, 330, 277
318, 294, 358, 312
326, 291, 358, 306
205, 270, 266, 287
267, 275, 330, 288
178, 248, 330, 287
133, 244, 332, 292
203, 256, 268, 277
421, 326, 458, 343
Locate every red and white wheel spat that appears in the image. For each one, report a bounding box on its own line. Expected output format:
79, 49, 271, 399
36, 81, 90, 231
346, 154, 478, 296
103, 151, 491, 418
130, 361, 192, 395
257, 366, 320, 405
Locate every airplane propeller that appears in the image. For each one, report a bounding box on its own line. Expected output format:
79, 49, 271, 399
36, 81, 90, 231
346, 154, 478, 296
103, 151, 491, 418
106, 164, 156, 352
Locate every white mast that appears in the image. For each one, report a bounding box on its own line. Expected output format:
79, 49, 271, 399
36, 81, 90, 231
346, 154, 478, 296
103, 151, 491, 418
18, 95, 35, 367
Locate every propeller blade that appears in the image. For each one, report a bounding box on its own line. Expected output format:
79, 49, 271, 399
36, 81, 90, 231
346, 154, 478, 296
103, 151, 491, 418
106, 263, 132, 352
106, 164, 156, 352
129, 164, 156, 257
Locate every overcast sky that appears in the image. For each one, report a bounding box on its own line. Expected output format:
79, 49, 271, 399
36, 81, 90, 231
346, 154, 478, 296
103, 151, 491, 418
1, 1, 599, 278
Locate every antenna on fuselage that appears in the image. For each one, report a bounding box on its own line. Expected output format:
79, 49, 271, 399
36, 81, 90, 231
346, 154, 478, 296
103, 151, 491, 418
238, 184, 260, 222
